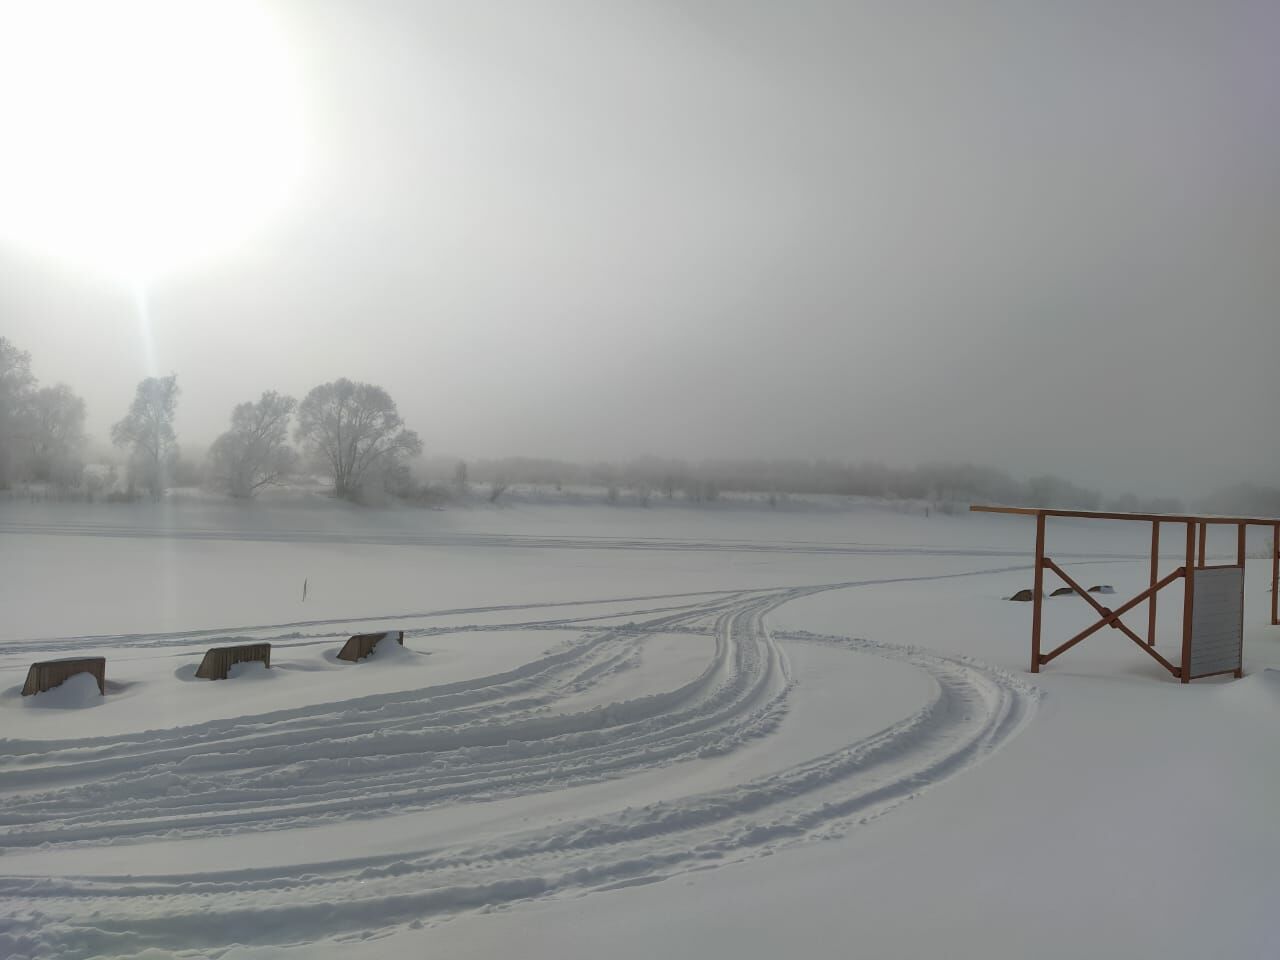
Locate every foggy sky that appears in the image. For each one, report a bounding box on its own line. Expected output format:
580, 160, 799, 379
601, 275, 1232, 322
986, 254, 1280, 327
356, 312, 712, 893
3, 0, 1279, 498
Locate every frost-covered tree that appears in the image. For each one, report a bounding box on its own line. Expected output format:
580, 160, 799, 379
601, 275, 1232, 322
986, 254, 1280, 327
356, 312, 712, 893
0, 337, 35, 488
208, 390, 298, 498
295, 378, 422, 500
111, 374, 180, 497
26, 384, 86, 485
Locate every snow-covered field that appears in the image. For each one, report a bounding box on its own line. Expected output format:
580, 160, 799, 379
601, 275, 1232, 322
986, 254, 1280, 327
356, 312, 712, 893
1, 498, 1277, 959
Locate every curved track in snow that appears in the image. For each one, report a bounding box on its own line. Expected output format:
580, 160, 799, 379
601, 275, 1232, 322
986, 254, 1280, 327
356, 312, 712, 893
0, 573, 1039, 959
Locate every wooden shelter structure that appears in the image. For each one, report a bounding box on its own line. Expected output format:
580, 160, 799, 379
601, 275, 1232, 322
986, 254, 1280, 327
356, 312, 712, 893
22, 657, 106, 696
337, 630, 405, 662
971, 506, 1280, 682
195, 643, 272, 680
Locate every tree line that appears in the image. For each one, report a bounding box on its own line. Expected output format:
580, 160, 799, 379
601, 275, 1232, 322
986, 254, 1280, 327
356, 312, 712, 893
456, 455, 1191, 514
5, 334, 1274, 513
0, 336, 421, 502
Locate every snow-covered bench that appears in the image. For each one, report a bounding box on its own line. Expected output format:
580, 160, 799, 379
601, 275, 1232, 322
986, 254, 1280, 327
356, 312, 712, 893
195, 643, 272, 680
337, 630, 404, 662
23, 656, 106, 696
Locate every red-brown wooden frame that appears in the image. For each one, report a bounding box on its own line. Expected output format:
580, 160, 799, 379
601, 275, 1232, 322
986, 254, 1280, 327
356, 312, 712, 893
972, 506, 1280, 682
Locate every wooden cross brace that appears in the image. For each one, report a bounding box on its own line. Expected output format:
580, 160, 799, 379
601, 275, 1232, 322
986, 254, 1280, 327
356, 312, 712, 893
1038, 558, 1185, 677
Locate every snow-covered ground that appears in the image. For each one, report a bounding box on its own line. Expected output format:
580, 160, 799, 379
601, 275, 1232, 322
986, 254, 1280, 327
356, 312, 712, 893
0, 498, 1276, 959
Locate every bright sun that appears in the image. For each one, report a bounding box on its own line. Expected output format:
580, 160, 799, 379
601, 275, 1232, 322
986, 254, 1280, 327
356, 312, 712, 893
0, 0, 303, 282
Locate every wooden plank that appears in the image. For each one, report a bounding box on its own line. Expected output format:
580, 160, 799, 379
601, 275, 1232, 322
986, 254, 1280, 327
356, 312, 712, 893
1041, 559, 1181, 676
1031, 513, 1045, 673
969, 505, 1044, 517
1043, 559, 1146, 648
970, 505, 1280, 527
1181, 522, 1196, 684
1273, 522, 1279, 626
1040, 568, 1184, 665
337, 630, 405, 663
22, 657, 106, 696
1237, 522, 1247, 678
1148, 520, 1160, 645
195, 643, 271, 681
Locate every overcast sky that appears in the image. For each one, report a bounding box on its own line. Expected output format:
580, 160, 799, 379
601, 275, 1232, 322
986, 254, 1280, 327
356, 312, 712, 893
3, 0, 1278, 498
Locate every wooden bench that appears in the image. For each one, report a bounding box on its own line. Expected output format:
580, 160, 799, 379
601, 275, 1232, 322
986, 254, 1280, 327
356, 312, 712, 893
337, 630, 404, 662
22, 657, 106, 696
195, 643, 272, 680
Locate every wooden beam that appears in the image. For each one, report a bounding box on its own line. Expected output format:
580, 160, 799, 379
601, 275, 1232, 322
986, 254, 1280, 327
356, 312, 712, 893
1031, 512, 1045, 673
970, 505, 1280, 527
1273, 522, 1279, 627
1044, 559, 1148, 650
1130, 630, 1182, 676
1040, 567, 1185, 666
1237, 522, 1246, 679
1149, 521, 1159, 646
1181, 522, 1195, 684
969, 505, 1044, 517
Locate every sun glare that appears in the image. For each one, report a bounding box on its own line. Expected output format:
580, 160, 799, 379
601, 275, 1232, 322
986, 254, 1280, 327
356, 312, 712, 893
0, 0, 303, 283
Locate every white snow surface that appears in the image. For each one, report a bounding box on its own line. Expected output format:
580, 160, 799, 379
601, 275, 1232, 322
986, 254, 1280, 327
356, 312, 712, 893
0, 497, 1276, 959
18, 672, 102, 710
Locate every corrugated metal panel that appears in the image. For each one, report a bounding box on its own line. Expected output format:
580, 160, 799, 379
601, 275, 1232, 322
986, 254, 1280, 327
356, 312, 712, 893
1189, 567, 1243, 676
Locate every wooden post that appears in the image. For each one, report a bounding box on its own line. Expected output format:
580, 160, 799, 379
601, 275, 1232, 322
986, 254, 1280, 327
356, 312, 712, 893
1148, 521, 1160, 646
1181, 522, 1195, 683
1031, 511, 1045, 673
1272, 522, 1279, 626
1237, 522, 1246, 679
1198, 521, 1208, 569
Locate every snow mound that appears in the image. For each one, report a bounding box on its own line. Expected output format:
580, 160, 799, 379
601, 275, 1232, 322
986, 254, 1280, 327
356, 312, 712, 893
366, 633, 419, 662
1221, 667, 1280, 713
21, 671, 102, 709
225, 660, 273, 681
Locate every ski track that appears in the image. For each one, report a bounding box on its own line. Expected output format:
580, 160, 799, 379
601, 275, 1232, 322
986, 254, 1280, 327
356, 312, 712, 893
0, 567, 1041, 960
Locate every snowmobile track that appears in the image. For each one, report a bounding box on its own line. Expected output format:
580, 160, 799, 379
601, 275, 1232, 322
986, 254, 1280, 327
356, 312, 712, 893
0, 569, 1039, 959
